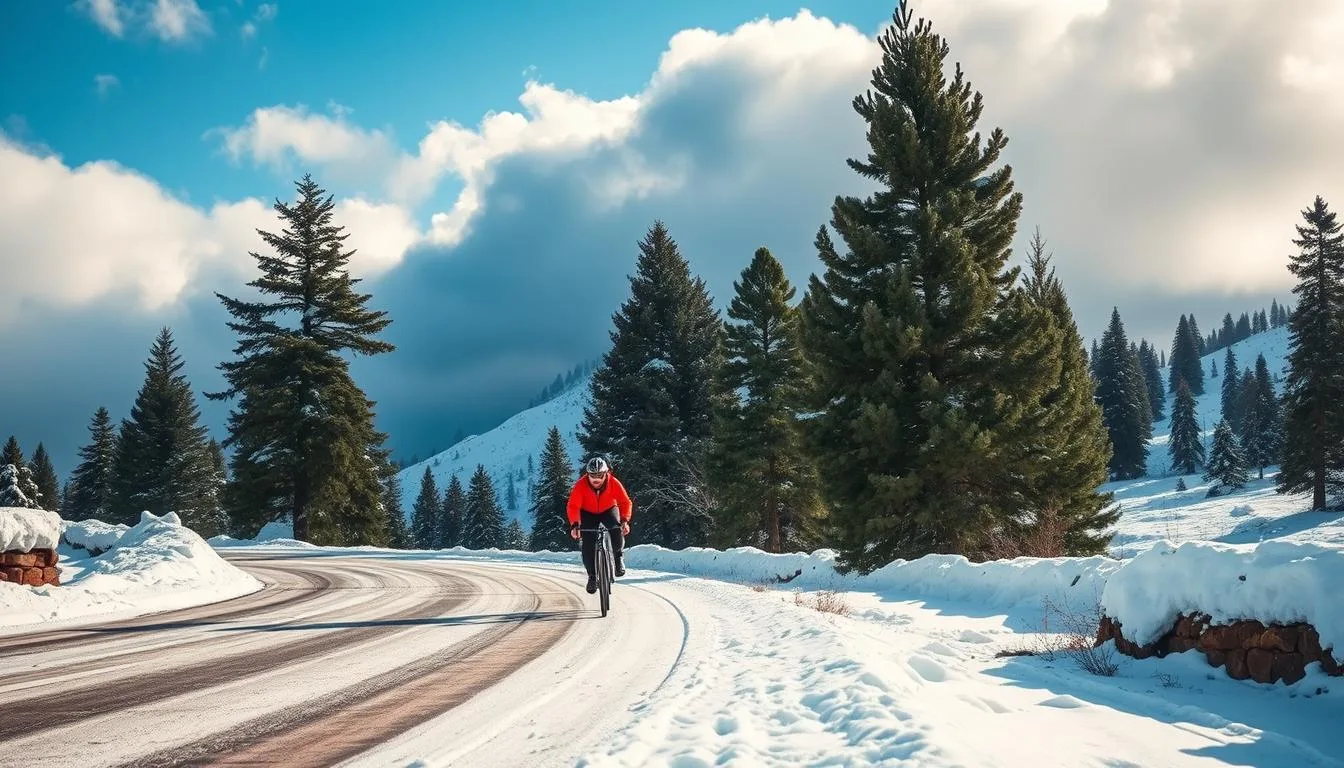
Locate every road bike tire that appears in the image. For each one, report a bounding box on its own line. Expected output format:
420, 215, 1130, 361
598, 542, 611, 617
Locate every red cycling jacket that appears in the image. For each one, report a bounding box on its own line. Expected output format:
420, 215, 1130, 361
566, 473, 633, 525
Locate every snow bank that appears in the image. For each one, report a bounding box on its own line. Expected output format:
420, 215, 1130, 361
0, 510, 262, 629
862, 552, 1121, 611
1101, 539, 1344, 650
208, 519, 315, 549
0, 506, 62, 550
62, 518, 130, 555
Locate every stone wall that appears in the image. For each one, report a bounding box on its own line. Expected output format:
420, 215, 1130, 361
0, 548, 60, 586
1098, 613, 1341, 685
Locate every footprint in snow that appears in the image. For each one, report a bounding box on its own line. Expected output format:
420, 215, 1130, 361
907, 655, 950, 683
958, 629, 995, 643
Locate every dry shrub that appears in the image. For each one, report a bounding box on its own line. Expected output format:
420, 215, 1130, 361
981, 508, 1072, 560
794, 589, 850, 616
998, 595, 1118, 677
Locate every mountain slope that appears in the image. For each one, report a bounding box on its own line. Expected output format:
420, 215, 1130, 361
395, 375, 592, 529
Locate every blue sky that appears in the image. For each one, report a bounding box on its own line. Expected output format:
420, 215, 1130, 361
2, 0, 1339, 480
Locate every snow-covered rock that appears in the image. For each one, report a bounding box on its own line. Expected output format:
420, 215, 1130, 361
1100, 538, 1344, 651
0, 506, 62, 551
0, 510, 262, 629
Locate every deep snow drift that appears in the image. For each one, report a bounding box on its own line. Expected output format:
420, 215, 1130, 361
0, 506, 62, 551
0, 510, 262, 630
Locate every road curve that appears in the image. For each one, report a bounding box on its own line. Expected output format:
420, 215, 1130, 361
0, 550, 676, 767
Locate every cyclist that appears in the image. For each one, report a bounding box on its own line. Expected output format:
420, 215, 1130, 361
567, 456, 632, 593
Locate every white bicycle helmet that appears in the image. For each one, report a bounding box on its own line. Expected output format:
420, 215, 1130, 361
585, 456, 610, 475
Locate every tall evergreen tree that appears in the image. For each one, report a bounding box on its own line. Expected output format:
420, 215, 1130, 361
1095, 309, 1152, 479
1137, 339, 1165, 421
1205, 419, 1249, 495
505, 473, 518, 511
108, 327, 223, 534
28, 443, 60, 512
1220, 346, 1242, 433
1242, 353, 1281, 479
1220, 313, 1236, 350
579, 220, 722, 549
437, 474, 465, 548
1189, 315, 1206, 357
528, 426, 576, 552
380, 466, 410, 548
708, 246, 825, 553
1235, 313, 1252, 342
1167, 378, 1205, 475
1, 437, 39, 508
411, 468, 439, 548
1014, 228, 1117, 554
209, 174, 394, 544
1169, 314, 1204, 395
1278, 196, 1344, 509
1090, 339, 1101, 378
505, 519, 527, 550
462, 464, 506, 549
797, 6, 1096, 567
64, 407, 118, 521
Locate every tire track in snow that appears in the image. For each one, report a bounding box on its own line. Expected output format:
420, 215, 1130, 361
0, 560, 478, 743
122, 567, 584, 768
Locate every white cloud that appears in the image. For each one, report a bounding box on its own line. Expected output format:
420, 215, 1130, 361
80, 0, 124, 37
0, 135, 420, 326
241, 3, 276, 40
79, 0, 212, 43
213, 104, 398, 189
94, 73, 120, 97
150, 0, 210, 42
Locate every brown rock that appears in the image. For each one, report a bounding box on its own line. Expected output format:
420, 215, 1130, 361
1262, 626, 1300, 653
21, 567, 45, 586
1096, 616, 1117, 644
42, 566, 58, 583
1273, 652, 1306, 685
1199, 626, 1233, 651
1226, 649, 1250, 680
1175, 615, 1196, 638
1246, 648, 1275, 683
37, 548, 58, 567
1167, 636, 1198, 654
1, 566, 19, 583
1322, 652, 1341, 676
1235, 621, 1268, 650
1301, 628, 1323, 663
0, 552, 40, 567
1204, 649, 1227, 668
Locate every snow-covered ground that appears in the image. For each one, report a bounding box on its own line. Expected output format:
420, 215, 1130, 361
0, 510, 261, 631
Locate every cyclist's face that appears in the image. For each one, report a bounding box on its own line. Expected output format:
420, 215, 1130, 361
588, 472, 607, 485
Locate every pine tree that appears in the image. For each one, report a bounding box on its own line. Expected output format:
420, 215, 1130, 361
1167, 378, 1205, 475
1190, 315, 1206, 357
0, 464, 35, 508
381, 467, 411, 548
1137, 340, 1165, 421
1221, 346, 1242, 433
437, 474, 465, 548
462, 465, 506, 549
1169, 314, 1204, 395
411, 467, 439, 548
505, 519, 527, 550
1, 437, 39, 508
1235, 313, 1252, 342
209, 174, 394, 544
707, 247, 825, 553
1090, 339, 1101, 378
1161, 349, 1166, 368
64, 407, 118, 521
1205, 420, 1249, 496
1271, 299, 1282, 328
528, 426, 576, 552
1013, 228, 1117, 555
108, 327, 223, 534
797, 6, 1092, 567
1242, 354, 1281, 479
1220, 313, 1236, 351
1095, 309, 1152, 479
1278, 196, 1344, 509
579, 220, 722, 549
506, 473, 518, 511
28, 443, 60, 512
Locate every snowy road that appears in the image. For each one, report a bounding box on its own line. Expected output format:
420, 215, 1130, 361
0, 551, 685, 767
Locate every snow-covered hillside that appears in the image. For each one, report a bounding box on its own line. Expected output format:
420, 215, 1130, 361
395, 373, 592, 527
1147, 325, 1290, 478
1102, 324, 1344, 556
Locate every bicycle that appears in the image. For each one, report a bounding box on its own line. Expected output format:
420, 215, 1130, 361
577, 521, 619, 617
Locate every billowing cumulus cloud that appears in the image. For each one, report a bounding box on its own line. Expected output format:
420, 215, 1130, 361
9, 2, 1344, 470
